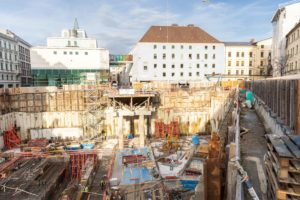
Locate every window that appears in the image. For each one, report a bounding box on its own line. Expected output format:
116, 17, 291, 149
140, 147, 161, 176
249, 70, 252, 75
163, 45, 166, 49
68, 41, 71, 46
249, 52, 253, 57
241, 70, 244, 75
154, 45, 157, 49
172, 54, 175, 59
75, 52, 79, 55
181, 45, 184, 49
197, 54, 200, 59
189, 72, 192, 76
189, 45, 192, 50
163, 53, 166, 59
204, 64, 208, 67
249, 61, 252, 66
196, 72, 200, 76
180, 72, 184, 76
212, 64, 215, 68
172, 64, 175, 68
261, 45, 264, 48
236, 70, 239, 75
228, 61, 231, 66
260, 61, 264, 66
154, 64, 157, 68
172, 45, 175, 49
64, 51, 67, 55
236, 52, 240, 57
163, 64, 166, 68
241, 61, 244, 66
261, 52, 264, 58
213, 54, 215, 59
213, 45, 215, 50
236, 61, 239, 66
205, 46, 208, 50
163, 72, 166, 77
228, 52, 232, 57
53, 51, 57, 55
197, 64, 200, 68
205, 54, 208, 59
189, 54, 192, 59
143, 65, 148, 71
228, 70, 231, 75
180, 64, 183, 68
85, 52, 88, 55
171, 72, 175, 77
74, 41, 77, 46
154, 54, 157, 59
69, 51, 73, 55
241, 52, 244, 57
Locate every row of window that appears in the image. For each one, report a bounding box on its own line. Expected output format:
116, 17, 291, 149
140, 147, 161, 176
53, 51, 89, 55
0, 40, 17, 51
153, 53, 216, 60
159, 71, 207, 77
144, 63, 216, 70
228, 60, 265, 67
0, 51, 18, 61
153, 44, 216, 50
288, 29, 300, 44
228, 70, 252, 75
288, 45, 299, 57
0, 62, 18, 71
0, 74, 17, 81
287, 61, 299, 72
228, 51, 267, 58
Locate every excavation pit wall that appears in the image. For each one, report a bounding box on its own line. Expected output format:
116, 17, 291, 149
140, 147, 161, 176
0, 85, 234, 141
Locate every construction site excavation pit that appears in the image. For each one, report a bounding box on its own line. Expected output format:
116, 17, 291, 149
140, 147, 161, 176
0, 83, 236, 200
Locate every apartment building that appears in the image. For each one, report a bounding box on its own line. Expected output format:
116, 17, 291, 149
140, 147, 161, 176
31, 19, 109, 86
224, 38, 272, 80
130, 24, 225, 82
285, 21, 300, 75
0, 29, 31, 88
272, 0, 300, 76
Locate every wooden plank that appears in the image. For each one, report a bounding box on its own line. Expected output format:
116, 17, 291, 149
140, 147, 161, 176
282, 135, 300, 158
268, 135, 294, 158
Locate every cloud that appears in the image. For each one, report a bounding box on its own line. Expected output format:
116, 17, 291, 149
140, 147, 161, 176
0, 0, 278, 54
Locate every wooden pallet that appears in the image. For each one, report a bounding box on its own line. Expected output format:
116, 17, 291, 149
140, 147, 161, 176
265, 134, 300, 200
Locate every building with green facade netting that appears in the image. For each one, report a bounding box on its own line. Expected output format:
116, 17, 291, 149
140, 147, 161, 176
31, 19, 109, 86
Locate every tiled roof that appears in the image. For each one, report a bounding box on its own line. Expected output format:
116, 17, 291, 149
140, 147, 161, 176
139, 25, 221, 43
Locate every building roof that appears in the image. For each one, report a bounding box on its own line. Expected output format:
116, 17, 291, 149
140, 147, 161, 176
272, 0, 300, 22
139, 25, 221, 43
224, 42, 252, 46
286, 21, 300, 37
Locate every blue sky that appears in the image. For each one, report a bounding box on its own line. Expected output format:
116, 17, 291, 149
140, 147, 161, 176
0, 0, 292, 54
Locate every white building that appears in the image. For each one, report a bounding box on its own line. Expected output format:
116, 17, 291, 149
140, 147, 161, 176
31, 19, 109, 86
272, 0, 300, 76
0, 29, 31, 88
130, 25, 225, 83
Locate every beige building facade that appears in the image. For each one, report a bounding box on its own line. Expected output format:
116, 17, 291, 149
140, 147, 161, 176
285, 22, 300, 75
224, 38, 272, 80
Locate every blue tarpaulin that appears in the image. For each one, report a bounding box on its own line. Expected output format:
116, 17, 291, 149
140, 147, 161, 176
180, 179, 199, 190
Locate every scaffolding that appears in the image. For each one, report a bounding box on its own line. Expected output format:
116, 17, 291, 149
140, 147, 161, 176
84, 86, 109, 138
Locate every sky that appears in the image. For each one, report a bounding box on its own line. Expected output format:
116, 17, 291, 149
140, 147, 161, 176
0, 0, 294, 54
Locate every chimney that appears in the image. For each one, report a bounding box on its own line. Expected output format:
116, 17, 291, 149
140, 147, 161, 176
187, 24, 195, 27
171, 24, 178, 26
250, 38, 256, 44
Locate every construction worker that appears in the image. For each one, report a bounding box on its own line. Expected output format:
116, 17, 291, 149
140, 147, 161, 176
100, 179, 105, 190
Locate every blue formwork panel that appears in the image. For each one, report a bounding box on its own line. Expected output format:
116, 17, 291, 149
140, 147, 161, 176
180, 180, 199, 190
121, 167, 154, 185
